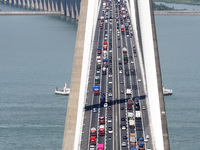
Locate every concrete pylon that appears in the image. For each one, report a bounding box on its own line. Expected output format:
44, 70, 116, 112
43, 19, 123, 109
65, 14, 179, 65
18, 0, 21, 6
55, 1, 58, 11
27, 0, 30, 8
39, 0, 43, 10
66, 3, 70, 16
43, 0, 47, 11
22, 0, 26, 6
60, 1, 64, 14
47, 0, 51, 11
35, 0, 39, 9
71, 4, 75, 18
51, 0, 55, 11
31, 0, 34, 8
76, 6, 79, 20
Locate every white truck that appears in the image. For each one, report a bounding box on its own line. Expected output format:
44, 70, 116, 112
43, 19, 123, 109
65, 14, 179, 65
126, 89, 132, 95
135, 111, 141, 118
127, 112, 134, 118
129, 118, 135, 127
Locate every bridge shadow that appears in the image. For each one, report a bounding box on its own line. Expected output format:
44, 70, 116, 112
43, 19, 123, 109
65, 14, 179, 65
84, 95, 146, 111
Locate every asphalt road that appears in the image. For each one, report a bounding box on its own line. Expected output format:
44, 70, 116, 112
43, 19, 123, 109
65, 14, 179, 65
80, 0, 153, 150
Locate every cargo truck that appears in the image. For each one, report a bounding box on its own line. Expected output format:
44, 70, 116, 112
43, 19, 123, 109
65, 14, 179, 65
99, 116, 105, 124
121, 25, 125, 31
127, 100, 133, 110
103, 58, 107, 64
124, 55, 128, 63
98, 144, 104, 150
138, 137, 145, 150
102, 67, 106, 75
93, 86, 100, 96
126, 89, 131, 95
122, 47, 127, 53
103, 45, 107, 51
90, 136, 96, 145
99, 125, 105, 136
100, 23, 103, 29
95, 76, 100, 84
130, 133, 136, 147
97, 48, 101, 54
100, 16, 104, 22
90, 127, 97, 137
135, 111, 141, 118
129, 118, 135, 127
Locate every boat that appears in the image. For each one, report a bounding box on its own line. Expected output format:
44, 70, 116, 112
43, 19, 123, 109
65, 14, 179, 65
163, 87, 173, 96
55, 82, 70, 95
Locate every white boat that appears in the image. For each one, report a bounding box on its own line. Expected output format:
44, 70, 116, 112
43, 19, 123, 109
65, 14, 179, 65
163, 87, 173, 96
55, 82, 70, 95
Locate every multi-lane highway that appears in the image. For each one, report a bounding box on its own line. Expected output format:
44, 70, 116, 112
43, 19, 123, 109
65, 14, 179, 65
80, 0, 153, 149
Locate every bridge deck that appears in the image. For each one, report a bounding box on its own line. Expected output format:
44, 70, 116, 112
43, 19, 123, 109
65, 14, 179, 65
0, 11, 61, 15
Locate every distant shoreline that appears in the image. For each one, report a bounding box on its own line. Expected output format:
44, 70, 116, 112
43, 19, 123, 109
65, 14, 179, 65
154, 10, 200, 15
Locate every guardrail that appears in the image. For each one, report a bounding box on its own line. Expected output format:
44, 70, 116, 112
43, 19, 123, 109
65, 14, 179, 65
154, 10, 200, 15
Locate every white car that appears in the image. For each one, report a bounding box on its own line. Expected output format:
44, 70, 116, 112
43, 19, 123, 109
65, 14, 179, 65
108, 93, 112, 97
131, 61, 134, 64
119, 70, 122, 74
122, 142, 126, 147
146, 135, 150, 139
121, 126, 126, 130
104, 103, 108, 108
109, 74, 112, 78
108, 119, 112, 123
144, 138, 148, 142
142, 106, 145, 110
138, 79, 142, 82
108, 127, 113, 133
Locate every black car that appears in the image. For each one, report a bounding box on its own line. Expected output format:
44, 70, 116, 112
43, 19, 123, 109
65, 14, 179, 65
135, 105, 140, 111
97, 64, 101, 69
131, 69, 135, 75
125, 70, 129, 76
121, 117, 125, 121
123, 136, 127, 139
108, 136, 112, 140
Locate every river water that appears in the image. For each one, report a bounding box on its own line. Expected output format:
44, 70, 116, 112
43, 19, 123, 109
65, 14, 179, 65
0, 2, 200, 150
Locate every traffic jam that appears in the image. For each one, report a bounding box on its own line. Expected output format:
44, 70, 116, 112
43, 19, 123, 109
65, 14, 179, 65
81, 0, 151, 150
